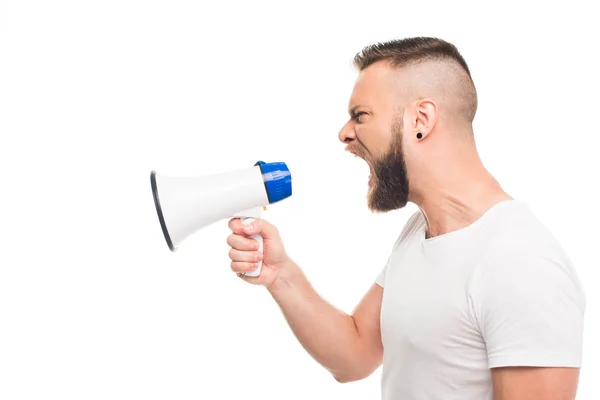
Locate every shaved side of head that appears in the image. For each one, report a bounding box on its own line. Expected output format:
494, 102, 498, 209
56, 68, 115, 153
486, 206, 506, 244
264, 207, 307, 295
397, 59, 478, 128
354, 37, 478, 129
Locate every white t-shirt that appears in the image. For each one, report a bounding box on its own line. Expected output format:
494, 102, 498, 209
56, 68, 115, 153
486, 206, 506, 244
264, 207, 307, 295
375, 199, 586, 400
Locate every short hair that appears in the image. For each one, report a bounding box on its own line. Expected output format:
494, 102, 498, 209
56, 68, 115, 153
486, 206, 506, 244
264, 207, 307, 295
353, 37, 478, 123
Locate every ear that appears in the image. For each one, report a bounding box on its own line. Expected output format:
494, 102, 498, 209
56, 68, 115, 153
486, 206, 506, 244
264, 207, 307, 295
413, 99, 437, 140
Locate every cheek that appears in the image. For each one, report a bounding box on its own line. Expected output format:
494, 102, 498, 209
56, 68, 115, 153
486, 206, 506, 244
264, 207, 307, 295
375, 120, 397, 152
357, 127, 390, 158
373, 139, 394, 161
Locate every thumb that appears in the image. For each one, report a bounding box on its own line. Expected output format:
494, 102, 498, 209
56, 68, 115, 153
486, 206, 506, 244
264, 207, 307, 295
243, 218, 280, 240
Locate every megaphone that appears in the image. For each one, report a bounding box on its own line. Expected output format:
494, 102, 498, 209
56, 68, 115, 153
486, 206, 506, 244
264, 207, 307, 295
150, 160, 292, 277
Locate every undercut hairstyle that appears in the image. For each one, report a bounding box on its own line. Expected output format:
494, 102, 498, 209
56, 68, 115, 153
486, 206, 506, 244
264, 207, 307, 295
353, 37, 478, 123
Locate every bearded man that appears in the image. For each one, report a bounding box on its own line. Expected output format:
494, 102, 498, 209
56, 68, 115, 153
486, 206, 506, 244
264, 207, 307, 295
227, 37, 586, 400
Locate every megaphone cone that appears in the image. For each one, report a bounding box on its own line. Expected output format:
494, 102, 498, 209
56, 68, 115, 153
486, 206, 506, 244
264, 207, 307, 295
150, 161, 292, 276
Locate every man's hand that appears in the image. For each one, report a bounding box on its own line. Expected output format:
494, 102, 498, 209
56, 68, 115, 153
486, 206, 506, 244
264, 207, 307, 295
492, 366, 580, 400
227, 217, 293, 287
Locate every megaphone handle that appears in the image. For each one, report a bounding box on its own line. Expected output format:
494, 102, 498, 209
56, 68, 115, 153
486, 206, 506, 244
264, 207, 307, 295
240, 217, 263, 277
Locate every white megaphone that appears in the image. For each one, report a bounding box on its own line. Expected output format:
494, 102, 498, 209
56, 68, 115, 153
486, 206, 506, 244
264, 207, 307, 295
150, 161, 292, 277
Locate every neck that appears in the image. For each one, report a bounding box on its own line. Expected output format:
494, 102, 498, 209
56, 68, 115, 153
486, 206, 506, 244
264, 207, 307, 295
410, 152, 512, 239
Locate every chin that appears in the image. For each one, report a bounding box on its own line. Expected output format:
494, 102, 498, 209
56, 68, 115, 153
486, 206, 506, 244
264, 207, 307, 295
367, 184, 409, 212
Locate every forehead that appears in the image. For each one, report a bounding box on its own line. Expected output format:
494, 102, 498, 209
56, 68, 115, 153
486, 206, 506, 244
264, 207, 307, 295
349, 62, 400, 108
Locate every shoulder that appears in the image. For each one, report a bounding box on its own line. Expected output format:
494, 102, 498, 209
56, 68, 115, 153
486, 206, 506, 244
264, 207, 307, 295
471, 201, 569, 265
468, 201, 586, 307
469, 210, 586, 313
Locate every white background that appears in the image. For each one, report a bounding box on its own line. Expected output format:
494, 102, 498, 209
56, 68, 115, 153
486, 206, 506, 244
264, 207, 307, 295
0, 0, 598, 399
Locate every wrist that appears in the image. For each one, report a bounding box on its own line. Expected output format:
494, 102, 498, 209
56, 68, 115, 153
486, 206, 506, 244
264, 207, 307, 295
267, 257, 301, 293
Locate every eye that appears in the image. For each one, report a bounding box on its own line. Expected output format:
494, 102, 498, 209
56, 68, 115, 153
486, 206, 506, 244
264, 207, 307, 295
353, 111, 367, 123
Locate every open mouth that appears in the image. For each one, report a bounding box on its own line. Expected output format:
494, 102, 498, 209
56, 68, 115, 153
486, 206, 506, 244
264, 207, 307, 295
348, 149, 374, 187
364, 161, 374, 187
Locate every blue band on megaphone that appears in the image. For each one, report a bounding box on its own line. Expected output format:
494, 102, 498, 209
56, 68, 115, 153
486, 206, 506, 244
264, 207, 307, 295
255, 161, 292, 204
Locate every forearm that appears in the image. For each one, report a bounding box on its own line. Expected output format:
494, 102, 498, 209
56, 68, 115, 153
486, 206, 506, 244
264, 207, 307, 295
267, 261, 372, 381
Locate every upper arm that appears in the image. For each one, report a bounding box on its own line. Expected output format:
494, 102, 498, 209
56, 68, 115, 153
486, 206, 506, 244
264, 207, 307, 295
350, 283, 384, 376
492, 366, 580, 400
470, 250, 585, 369
470, 250, 586, 399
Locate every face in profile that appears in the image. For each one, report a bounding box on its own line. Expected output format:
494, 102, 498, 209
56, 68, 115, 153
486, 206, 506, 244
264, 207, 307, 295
339, 63, 411, 212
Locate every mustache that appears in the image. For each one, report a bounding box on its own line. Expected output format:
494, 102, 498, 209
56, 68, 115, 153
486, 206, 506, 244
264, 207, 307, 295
345, 144, 369, 161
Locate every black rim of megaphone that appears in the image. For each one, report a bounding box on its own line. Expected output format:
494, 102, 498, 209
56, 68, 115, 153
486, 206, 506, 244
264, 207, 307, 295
151, 171, 176, 251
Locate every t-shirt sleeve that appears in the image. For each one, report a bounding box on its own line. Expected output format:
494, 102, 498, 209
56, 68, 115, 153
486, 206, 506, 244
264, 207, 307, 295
469, 250, 586, 369
375, 264, 387, 287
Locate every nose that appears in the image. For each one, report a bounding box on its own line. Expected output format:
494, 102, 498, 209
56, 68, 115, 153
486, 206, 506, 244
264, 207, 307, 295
338, 121, 355, 144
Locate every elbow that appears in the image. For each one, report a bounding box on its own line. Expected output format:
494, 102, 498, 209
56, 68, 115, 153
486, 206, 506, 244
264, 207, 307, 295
332, 369, 370, 384
333, 374, 355, 384
331, 347, 382, 383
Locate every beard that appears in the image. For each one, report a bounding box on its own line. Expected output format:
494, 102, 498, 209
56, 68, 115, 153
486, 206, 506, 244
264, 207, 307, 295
367, 115, 410, 212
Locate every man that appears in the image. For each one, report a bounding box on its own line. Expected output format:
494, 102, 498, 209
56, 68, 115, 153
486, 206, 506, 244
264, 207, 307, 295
226, 37, 586, 399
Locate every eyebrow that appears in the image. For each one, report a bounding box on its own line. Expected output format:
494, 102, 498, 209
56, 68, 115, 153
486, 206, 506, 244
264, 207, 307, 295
348, 105, 364, 117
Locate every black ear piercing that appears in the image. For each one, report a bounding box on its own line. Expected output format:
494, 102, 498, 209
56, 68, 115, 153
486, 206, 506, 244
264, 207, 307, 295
416, 132, 423, 139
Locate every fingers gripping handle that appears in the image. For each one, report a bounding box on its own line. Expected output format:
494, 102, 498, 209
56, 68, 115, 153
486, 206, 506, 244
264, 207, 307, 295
241, 217, 263, 277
